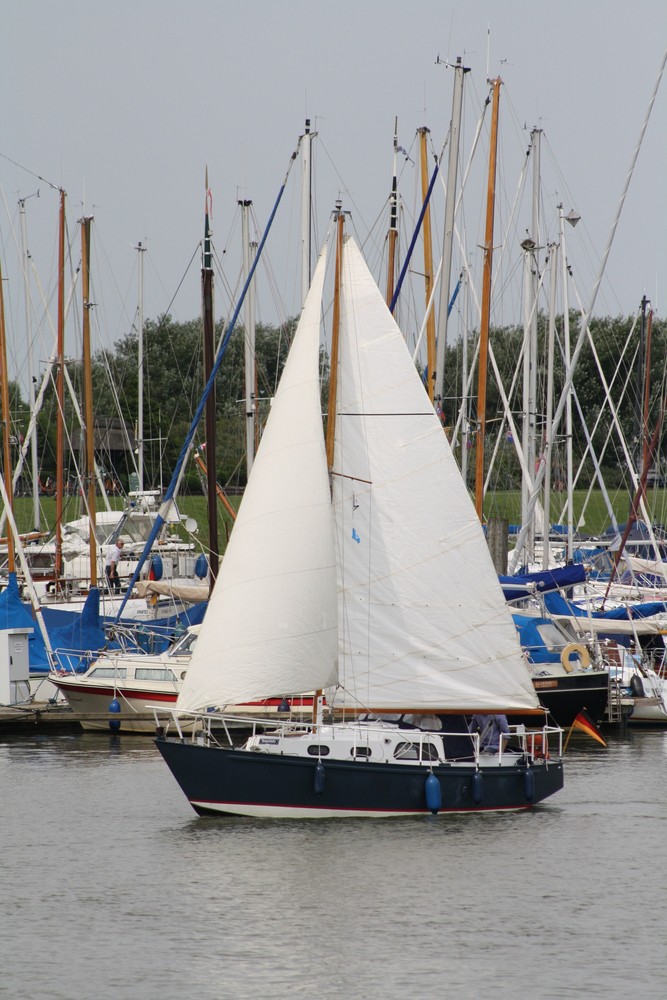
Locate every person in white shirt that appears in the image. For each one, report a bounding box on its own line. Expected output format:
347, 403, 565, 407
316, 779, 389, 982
105, 538, 124, 593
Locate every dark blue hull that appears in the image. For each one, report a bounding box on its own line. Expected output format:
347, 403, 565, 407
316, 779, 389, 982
156, 738, 564, 818
532, 671, 609, 726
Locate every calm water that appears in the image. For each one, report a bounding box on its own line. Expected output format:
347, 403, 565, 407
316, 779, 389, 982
1, 725, 666, 1000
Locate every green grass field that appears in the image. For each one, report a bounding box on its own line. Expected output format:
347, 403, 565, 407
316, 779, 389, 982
7, 487, 667, 558
485, 488, 667, 537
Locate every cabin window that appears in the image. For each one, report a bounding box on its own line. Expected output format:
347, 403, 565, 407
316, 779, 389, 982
135, 668, 176, 682
89, 667, 127, 680
351, 746, 372, 758
394, 741, 440, 761
307, 745, 330, 757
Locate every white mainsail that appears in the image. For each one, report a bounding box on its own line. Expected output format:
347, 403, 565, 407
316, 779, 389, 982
331, 236, 539, 712
176, 248, 337, 712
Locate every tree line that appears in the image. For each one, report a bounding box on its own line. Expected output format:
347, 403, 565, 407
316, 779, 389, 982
6, 309, 663, 495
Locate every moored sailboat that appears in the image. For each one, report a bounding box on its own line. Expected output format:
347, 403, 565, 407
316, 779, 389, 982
156, 226, 564, 818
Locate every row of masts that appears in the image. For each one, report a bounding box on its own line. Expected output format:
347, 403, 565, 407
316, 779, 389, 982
2, 66, 656, 589
0, 67, 551, 589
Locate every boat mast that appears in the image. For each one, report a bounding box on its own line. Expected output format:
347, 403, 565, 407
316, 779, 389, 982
474, 78, 501, 521
0, 260, 15, 573
434, 56, 467, 410
326, 204, 345, 468
558, 204, 578, 562
541, 241, 558, 569
202, 169, 219, 585
418, 127, 436, 402
641, 297, 653, 479
385, 118, 399, 307
301, 118, 313, 305
521, 128, 541, 564
136, 240, 146, 493
317, 203, 345, 727
55, 189, 66, 586
460, 272, 470, 486
19, 195, 41, 532
80, 215, 97, 587
240, 199, 257, 477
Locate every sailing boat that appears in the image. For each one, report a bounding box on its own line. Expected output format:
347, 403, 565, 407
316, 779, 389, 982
156, 232, 564, 818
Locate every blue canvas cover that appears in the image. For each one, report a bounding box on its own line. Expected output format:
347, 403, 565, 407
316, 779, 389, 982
45, 588, 115, 674
500, 565, 586, 603
0, 573, 50, 672
511, 614, 561, 664
543, 590, 667, 621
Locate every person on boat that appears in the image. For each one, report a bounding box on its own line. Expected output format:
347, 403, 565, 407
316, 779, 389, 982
469, 713, 510, 753
105, 538, 124, 593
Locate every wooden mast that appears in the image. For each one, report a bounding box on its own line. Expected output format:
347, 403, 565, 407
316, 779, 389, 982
315, 204, 345, 724
385, 119, 398, 307
0, 259, 15, 573
474, 78, 501, 522
418, 127, 437, 403
326, 205, 345, 467
55, 189, 66, 586
80, 215, 97, 587
202, 169, 219, 587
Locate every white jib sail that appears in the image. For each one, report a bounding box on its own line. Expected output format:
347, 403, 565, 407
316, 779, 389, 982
331, 236, 539, 712
176, 247, 338, 712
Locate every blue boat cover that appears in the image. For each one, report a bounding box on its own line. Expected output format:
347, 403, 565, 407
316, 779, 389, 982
500, 565, 586, 602
543, 590, 667, 621
0, 573, 50, 672
511, 614, 561, 664
1, 576, 209, 674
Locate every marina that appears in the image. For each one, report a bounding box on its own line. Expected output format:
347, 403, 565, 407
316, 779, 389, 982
2, 4, 667, 997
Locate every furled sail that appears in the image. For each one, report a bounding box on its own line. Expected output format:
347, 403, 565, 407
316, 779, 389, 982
176, 248, 337, 712
331, 236, 539, 712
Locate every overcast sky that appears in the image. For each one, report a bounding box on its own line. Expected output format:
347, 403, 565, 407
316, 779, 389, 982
2, 1, 666, 392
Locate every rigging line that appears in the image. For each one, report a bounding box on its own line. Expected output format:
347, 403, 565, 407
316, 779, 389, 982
392, 80, 493, 316
509, 47, 667, 574
112, 140, 302, 624
0, 151, 61, 191
552, 320, 636, 529
563, 316, 638, 509
156, 242, 201, 322
572, 293, 660, 552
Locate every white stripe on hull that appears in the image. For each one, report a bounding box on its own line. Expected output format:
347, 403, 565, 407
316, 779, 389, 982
189, 800, 532, 819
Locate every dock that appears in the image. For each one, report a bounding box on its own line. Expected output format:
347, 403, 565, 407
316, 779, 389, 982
0, 702, 161, 733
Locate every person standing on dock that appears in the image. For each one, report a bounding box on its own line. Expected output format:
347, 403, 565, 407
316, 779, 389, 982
105, 538, 124, 593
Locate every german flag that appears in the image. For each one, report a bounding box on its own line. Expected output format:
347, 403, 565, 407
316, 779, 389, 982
566, 708, 607, 749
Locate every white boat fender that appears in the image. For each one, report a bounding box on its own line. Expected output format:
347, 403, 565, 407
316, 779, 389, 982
560, 642, 590, 672
523, 767, 535, 802
425, 773, 441, 814
471, 770, 484, 805
108, 697, 121, 732
313, 761, 326, 796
